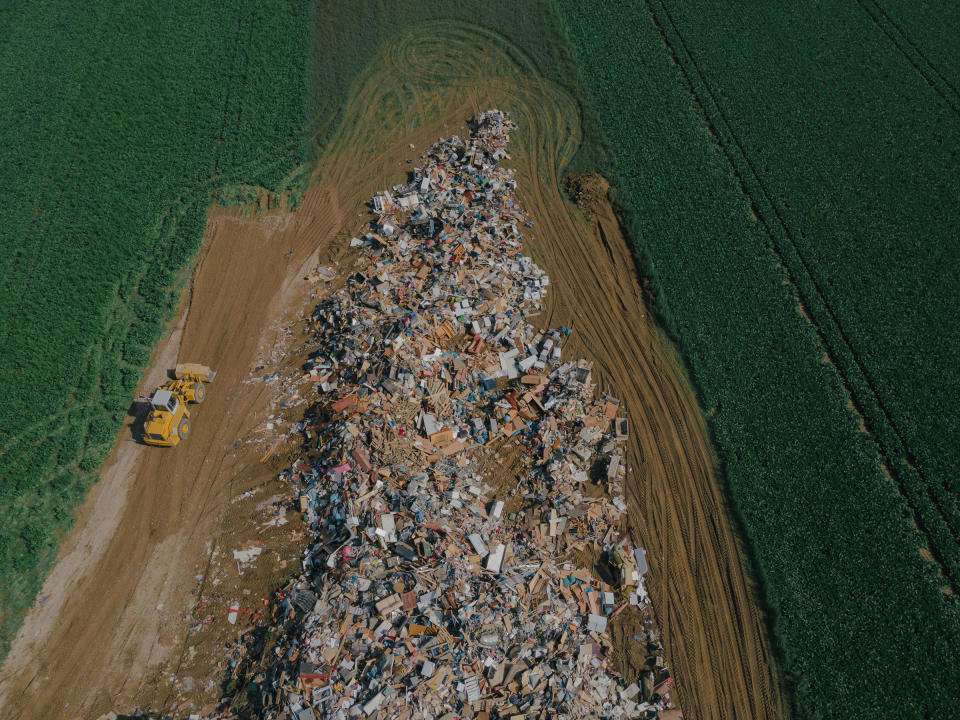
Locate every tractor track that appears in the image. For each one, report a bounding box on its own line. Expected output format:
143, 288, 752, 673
645, 0, 960, 591
0, 21, 782, 720
856, 0, 960, 119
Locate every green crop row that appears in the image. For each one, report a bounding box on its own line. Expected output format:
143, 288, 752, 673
0, 0, 311, 656
554, 0, 960, 718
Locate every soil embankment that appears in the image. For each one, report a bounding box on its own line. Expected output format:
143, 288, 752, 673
0, 21, 782, 720
528, 173, 783, 720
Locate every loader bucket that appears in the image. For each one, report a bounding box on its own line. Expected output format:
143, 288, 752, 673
175, 363, 216, 382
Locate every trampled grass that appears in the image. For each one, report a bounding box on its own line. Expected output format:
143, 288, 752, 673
7, 3, 959, 717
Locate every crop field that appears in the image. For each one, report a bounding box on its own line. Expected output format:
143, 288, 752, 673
0, 3, 790, 718
0, 0, 610, 661
556, 0, 960, 717
0, 0, 311, 654
3, 1, 958, 718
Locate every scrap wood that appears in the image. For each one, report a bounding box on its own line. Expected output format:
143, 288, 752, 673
259, 438, 283, 463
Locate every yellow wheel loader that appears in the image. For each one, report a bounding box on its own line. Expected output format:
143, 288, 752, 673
142, 364, 216, 447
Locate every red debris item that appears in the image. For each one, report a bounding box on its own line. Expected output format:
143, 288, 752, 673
332, 392, 359, 412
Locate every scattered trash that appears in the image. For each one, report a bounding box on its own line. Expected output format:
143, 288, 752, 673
124, 111, 681, 720
234, 111, 680, 720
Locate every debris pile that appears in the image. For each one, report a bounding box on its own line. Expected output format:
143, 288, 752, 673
254, 111, 678, 719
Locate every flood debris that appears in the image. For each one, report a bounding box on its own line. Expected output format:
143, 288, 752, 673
142, 111, 680, 720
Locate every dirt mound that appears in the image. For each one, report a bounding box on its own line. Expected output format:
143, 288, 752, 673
563, 172, 612, 216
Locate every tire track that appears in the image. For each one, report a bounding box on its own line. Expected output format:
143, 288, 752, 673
856, 0, 960, 118
0, 180, 344, 720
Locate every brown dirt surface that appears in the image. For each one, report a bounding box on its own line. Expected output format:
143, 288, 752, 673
529, 176, 785, 720
563, 172, 612, 217
0, 20, 784, 720
0, 190, 349, 718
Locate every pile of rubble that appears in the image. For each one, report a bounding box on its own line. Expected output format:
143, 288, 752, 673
255, 111, 679, 720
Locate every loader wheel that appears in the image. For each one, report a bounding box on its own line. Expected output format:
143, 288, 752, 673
178, 418, 191, 440
193, 383, 206, 404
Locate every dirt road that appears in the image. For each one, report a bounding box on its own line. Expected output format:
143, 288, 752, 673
0, 20, 783, 720
0, 189, 348, 718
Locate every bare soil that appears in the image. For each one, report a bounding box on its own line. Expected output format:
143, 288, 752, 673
0, 21, 783, 720
0, 190, 348, 718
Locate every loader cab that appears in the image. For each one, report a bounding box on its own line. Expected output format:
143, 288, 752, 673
150, 389, 179, 415
142, 363, 211, 447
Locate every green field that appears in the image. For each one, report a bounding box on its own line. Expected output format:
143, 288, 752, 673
4, 1, 960, 717
555, 0, 960, 717
0, 0, 311, 653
